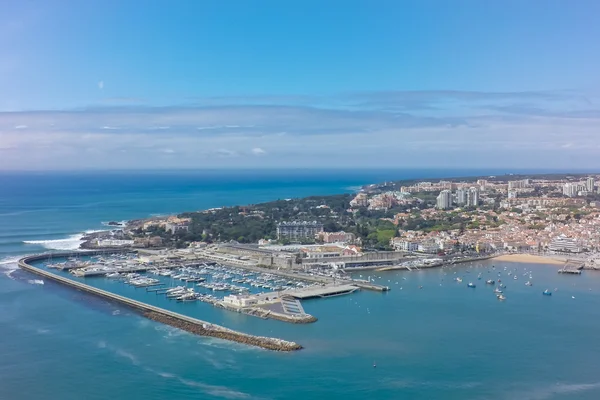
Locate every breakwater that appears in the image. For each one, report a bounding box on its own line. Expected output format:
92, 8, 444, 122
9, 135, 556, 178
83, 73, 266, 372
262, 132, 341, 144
18, 253, 302, 352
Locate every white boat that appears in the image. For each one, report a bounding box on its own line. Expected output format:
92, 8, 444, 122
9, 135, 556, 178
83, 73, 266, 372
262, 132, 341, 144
525, 281, 532, 286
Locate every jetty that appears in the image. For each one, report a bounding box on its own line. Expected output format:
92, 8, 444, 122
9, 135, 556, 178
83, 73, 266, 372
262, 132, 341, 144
18, 253, 302, 351
559, 259, 584, 274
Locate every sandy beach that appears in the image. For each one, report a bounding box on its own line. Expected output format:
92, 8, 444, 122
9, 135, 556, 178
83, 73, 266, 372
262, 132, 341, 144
492, 253, 566, 265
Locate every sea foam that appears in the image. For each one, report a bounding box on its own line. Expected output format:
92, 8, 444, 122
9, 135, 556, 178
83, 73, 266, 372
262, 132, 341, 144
23, 230, 104, 251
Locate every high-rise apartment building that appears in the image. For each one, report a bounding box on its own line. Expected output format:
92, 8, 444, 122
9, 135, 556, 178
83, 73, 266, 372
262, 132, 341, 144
436, 190, 452, 210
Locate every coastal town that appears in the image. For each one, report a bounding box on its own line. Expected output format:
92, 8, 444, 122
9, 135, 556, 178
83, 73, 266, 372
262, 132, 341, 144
20, 173, 600, 350
84, 173, 600, 272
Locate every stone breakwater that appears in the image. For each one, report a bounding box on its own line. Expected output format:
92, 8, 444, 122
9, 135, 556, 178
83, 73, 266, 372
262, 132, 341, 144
19, 252, 302, 352
144, 312, 302, 351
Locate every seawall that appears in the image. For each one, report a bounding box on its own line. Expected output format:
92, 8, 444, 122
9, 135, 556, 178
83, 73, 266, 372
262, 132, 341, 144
18, 253, 302, 352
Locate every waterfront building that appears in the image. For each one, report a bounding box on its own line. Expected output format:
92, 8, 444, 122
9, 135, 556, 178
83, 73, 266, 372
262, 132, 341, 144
277, 221, 324, 242
456, 188, 467, 205
436, 190, 452, 210
548, 235, 582, 253
467, 187, 479, 207
391, 239, 419, 251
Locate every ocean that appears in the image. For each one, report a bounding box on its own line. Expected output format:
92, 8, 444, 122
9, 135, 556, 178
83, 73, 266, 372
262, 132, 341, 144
1, 169, 600, 400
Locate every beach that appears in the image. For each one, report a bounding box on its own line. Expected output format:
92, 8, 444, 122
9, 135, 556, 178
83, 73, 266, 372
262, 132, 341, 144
493, 253, 566, 265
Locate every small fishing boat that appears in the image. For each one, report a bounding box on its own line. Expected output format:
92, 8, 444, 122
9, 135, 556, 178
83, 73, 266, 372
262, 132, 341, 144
467, 282, 476, 288
513, 275, 518, 280
497, 294, 506, 301
525, 281, 532, 286
494, 287, 503, 294
543, 289, 552, 296
486, 279, 495, 285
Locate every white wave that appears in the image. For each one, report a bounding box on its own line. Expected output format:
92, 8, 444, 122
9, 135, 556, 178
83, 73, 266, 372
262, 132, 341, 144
0, 256, 22, 266
0, 256, 22, 276
23, 233, 85, 250
27, 279, 44, 285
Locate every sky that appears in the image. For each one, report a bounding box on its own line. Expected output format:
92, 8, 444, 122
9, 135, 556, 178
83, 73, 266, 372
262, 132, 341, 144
1, 0, 600, 170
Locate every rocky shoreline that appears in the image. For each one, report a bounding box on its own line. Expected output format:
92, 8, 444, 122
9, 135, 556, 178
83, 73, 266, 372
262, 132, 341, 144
143, 311, 303, 351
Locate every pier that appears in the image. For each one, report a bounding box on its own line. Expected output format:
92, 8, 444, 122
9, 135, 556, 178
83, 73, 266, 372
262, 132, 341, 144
18, 253, 302, 351
559, 259, 584, 274
283, 284, 359, 299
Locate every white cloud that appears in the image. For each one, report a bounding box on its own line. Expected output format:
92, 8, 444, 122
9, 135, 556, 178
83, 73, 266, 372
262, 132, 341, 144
98, 80, 104, 90
2, 89, 600, 170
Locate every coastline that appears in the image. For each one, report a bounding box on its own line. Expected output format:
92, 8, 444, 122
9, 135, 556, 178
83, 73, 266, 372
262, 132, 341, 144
492, 253, 566, 266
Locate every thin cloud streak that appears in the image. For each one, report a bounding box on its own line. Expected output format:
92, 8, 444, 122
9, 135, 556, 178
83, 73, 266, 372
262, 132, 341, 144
1, 89, 600, 170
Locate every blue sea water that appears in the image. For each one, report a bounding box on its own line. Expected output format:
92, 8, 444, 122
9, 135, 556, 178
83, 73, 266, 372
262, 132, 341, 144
2, 169, 600, 400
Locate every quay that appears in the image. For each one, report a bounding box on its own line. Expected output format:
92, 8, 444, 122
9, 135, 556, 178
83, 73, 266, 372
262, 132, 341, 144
559, 259, 584, 274
282, 284, 359, 299
18, 253, 302, 351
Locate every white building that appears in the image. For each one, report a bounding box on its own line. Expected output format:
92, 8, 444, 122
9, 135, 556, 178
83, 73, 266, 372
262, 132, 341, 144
586, 177, 595, 192
456, 188, 467, 205
436, 190, 452, 210
467, 187, 479, 207
508, 190, 517, 199
563, 183, 579, 197
548, 235, 581, 253
223, 294, 258, 307
391, 239, 419, 252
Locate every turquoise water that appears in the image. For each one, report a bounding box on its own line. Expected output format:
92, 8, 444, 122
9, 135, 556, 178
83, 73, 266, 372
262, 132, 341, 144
2, 170, 600, 400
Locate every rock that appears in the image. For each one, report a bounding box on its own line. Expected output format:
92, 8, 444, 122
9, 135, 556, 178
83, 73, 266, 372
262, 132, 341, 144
143, 311, 302, 351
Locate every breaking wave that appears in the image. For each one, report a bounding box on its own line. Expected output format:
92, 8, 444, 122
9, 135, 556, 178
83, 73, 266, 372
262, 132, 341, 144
23, 230, 104, 251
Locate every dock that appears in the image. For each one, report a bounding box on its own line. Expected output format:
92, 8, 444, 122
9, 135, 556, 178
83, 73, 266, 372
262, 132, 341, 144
283, 284, 359, 299
18, 253, 302, 351
559, 259, 584, 274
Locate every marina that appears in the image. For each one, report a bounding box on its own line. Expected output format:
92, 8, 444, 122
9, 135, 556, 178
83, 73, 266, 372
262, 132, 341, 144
18, 253, 302, 351
25, 250, 392, 326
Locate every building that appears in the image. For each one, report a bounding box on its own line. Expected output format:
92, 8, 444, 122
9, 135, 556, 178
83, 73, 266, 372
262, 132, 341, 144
349, 193, 369, 207
436, 190, 452, 210
563, 183, 579, 197
508, 180, 530, 190
467, 187, 479, 207
456, 188, 467, 205
508, 190, 517, 199
316, 231, 355, 243
165, 222, 189, 235
477, 179, 488, 190
391, 239, 419, 252
223, 294, 258, 307
548, 235, 581, 253
586, 177, 595, 192
277, 221, 324, 242
418, 241, 440, 254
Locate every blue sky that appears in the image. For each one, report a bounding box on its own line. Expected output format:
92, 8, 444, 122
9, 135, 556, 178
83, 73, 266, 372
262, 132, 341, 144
1, 0, 600, 169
